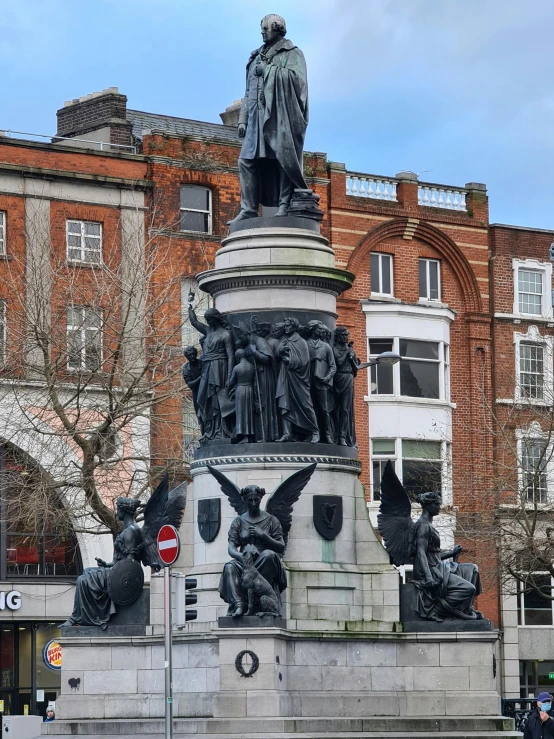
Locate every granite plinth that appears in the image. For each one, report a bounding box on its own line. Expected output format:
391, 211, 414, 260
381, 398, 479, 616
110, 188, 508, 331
60, 587, 150, 636
228, 215, 320, 234
402, 619, 493, 632
61, 623, 148, 636
218, 614, 286, 628
400, 583, 492, 631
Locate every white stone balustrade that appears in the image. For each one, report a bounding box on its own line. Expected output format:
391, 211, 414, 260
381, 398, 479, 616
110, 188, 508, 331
418, 184, 467, 211
346, 174, 398, 202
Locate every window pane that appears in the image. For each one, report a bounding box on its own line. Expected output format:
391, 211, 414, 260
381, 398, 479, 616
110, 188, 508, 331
68, 248, 82, 261
180, 185, 210, 211
520, 344, 544, 398
369, 340, 393, 355
429, 261, 439, 300
0, 626, 14, 688
18, 625, 32, 687
403, 459, 441, 496
371, 363, 393, 394
381, 255, 392, 294
84, 236, 100, 250
418, 259, 427, 298
84, 222, 101, 236
519, 270, 543, 315
370, 253, 380, 293
371, 458, 394, 502
180, 210, 209, 233
400, 339, 439, 360
85, 249, 101, 264
400, 359, 439, 398
67, 234, 81, 247
67, 221, 81, 234
403, 440, 441, 459
373, 439, 395, 454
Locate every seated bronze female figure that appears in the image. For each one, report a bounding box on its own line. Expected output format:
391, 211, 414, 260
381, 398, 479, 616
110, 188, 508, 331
378, 461, 482, 622
207, 463, 316, 617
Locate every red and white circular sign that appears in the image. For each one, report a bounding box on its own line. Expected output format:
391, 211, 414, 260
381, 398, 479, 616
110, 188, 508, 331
157, 524, 180, 566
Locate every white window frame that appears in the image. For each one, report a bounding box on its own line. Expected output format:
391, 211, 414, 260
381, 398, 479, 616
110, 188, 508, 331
66, 220, 103, 265
518, 573, 554, 627
513, 258, 553, 320
369, 437, 450, 504
179, 186, 212, 235
0, 212, 6, 256
368, 337, 448, 402
516, 423, 554, 506
514, 326, 554, 404
419, 258, 441, 302
370, 252, 394, 297
67, 306, 103, 371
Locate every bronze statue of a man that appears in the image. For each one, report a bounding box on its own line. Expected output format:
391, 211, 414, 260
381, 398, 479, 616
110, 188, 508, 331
229, 14, 309, 224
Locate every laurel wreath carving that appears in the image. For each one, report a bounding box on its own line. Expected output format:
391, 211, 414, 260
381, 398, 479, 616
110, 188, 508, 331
234, 649, 260, 678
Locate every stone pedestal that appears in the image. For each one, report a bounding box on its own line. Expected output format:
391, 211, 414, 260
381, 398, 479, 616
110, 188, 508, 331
49, 220, 513, 737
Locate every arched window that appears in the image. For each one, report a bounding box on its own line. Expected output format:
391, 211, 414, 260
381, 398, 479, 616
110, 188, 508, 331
0, 446, 82, 579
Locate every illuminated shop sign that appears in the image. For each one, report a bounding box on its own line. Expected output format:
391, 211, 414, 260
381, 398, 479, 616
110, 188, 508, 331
0, 591, 21, 610
43, 640, 62, 671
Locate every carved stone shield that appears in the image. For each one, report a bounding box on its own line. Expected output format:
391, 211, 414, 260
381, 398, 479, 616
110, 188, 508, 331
198, 498, 221, 543
313, 495, 343, 540
107, 558, 144, 606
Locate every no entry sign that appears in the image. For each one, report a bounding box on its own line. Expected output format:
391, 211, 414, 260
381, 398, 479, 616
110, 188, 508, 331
157, 524, 180, 566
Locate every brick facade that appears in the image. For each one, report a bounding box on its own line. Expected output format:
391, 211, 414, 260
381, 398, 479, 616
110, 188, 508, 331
1, 89, 552, 642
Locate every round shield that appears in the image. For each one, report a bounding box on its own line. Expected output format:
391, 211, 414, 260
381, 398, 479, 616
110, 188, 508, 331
107, 558, 144, 606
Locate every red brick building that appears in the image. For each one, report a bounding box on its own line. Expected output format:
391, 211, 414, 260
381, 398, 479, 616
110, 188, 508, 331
0, 87, 552, 703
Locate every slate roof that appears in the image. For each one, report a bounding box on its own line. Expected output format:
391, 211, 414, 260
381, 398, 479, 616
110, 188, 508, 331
127, 109, 240, 144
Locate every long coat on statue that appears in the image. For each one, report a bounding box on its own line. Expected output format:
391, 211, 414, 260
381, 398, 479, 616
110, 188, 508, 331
238, 37, 309, 206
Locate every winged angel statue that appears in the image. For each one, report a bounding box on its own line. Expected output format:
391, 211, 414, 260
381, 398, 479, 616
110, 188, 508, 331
62, 476, 186, 629
377, 461, 483, 622
208, 462, 316, 617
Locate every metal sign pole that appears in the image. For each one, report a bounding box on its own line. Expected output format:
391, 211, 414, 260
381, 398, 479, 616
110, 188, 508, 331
164, 564, 173, 739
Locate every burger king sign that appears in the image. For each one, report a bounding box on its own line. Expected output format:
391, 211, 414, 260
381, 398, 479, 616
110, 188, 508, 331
43, 640, 62, 671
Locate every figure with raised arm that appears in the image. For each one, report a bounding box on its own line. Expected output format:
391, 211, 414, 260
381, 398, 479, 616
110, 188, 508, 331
187, 293, 235, 441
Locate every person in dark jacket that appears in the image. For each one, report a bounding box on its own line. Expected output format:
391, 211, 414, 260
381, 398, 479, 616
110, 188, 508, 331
524, 691, 554, 738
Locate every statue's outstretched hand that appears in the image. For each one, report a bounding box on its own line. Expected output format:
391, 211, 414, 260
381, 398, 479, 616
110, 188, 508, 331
238, 124, 247, 138
452, 544, 463, 557
95, 557, 107, 567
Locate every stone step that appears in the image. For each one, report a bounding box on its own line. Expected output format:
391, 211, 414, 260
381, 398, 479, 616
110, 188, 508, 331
42, 717, 519, 737
41, 732, 523, 739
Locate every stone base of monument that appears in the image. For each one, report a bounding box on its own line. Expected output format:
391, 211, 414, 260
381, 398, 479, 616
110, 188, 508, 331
47, 627, 518, 738
400, 583, 493, 632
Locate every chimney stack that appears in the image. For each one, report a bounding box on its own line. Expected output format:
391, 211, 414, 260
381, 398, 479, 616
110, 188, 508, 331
219, 99, 243, 127
56, 88, 133, 150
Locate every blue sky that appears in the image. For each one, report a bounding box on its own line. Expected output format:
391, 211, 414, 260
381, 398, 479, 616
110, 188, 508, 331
1, 0, 553, 229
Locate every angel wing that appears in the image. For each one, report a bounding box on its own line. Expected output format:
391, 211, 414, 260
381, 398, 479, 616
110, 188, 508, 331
140, 474, 187, 569
376, 461, 415, 566
206, 465, 247, 516
266, 462, 317, 545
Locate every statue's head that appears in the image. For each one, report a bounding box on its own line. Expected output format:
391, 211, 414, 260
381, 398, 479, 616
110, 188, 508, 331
235, 348, 246, 362
272, 321, 285, 339
416, 491, 442, 515
116, 497, 142, 521
204, 308, 225, 329
261, 14, 286, 45
334, 326, 349, 345
255, 321, 271, 338
241, 484, 266, 512
307, 319, 322, 337
284, 317, 299, 336
183, 345, 198, 361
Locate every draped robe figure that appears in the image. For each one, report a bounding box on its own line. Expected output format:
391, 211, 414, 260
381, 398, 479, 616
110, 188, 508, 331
276, 319, 319, 442
230, 14, 309, 221
247, 333, 280, 442
188, 304, 235, 441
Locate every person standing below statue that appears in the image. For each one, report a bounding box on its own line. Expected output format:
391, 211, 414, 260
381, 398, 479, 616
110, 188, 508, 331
229, 14, 309, 223
276, 317, 319, 443
306, 321, 336, 444
187, 294, 235, 441
182, 345, 204, 436
332, 326, 358, 447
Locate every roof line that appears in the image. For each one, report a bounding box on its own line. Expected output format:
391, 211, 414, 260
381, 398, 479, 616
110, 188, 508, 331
127, 108, 236, 132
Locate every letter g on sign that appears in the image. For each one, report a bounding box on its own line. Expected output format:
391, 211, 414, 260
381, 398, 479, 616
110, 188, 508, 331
6, 591, 21, 610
